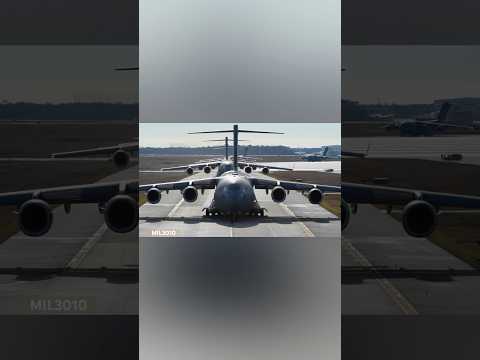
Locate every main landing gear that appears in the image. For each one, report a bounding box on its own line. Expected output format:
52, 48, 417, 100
202, 208, 266, 217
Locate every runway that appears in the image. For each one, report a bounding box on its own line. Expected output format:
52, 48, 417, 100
343, 135, 480, 165
0, 166, 138, 314
139, 172, 340, 238
342, 204, 480, 314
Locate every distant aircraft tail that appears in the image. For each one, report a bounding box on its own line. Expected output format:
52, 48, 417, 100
437, 102, 452, 123
204, 138, 248, 160
322, 146, 329, 157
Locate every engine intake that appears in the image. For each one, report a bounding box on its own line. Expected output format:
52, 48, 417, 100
203, 166, 211, 174
244, 166, 252, 174
307, 188, 323, 204
402, 200, 437, 237
262, 167, 270, 175
182, 186, 198, 202
341, 199, 351, 231
146, 188, 161, 204
271, 186, 287, 203
104, 195, 138, 233
18, 199, 53, 237
112, 150, 130, 168
186, 167, 194, 175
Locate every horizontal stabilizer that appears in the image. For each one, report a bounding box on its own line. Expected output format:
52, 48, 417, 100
189, 129, 283, 134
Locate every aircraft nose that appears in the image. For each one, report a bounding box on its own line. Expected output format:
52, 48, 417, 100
215, 182, 253, 213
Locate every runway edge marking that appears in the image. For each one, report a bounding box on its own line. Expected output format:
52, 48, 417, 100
342, 238, 419, 315
279, 203, 315, 237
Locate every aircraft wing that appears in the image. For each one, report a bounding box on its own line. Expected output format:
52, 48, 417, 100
51, 142, 138, 158
238, 162, 292, 171
161, 162, 221, 171
139, 177, 221, 192
342, 182, 480, 208
251, 178, 340, 193
0, 180, 138, 205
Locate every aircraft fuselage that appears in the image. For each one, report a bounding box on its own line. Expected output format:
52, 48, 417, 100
207, 172, 261, 216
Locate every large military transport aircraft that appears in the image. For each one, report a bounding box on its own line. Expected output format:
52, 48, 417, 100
139, 125, 340, 219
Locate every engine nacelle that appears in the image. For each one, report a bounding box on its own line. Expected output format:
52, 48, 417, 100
341, 199, 351, 231
104, 195, 138, 233
18, 199, 53, 237
146, 188, 161, 204
262, 167, 270, 175
182, 186, 198, 202
112, 149, 130, 168
252, 165, 257, 170
271, 186, 287, 203
203, 166, 211, 174
244, 166, 252, 174
402, 200, 437, 237
307, 188, 323, 204
186, 167, 194, 175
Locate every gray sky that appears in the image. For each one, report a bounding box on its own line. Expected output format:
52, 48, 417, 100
140, 123, 340, 148
0, 46, 138, 103
343, 46, 480, 104
140, 0, 340, 122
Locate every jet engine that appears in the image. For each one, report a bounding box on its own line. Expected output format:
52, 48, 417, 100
402, 200, 437, 237
186, 167, 194, 175
341, 199, 351, 231
18, 199, 53, 237
203, 166, 211, 174
244, 166, 252, 174
271, 186, 287, 203
307, 188, 323, 204
146, 188, 161, 204
182, 186, 198, 202
112, 149, 130, 168
262, 167, 270, 175
252, 165, 257, 170
103, 195, 138, 233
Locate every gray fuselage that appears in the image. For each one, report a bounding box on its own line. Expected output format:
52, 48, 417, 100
211, 171, 259, 215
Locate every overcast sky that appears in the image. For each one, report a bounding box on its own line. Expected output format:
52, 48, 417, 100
343, 46, 480, 104
140, 123, 340, 148
0, 46, 138, 103
140, 0, 340, 122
